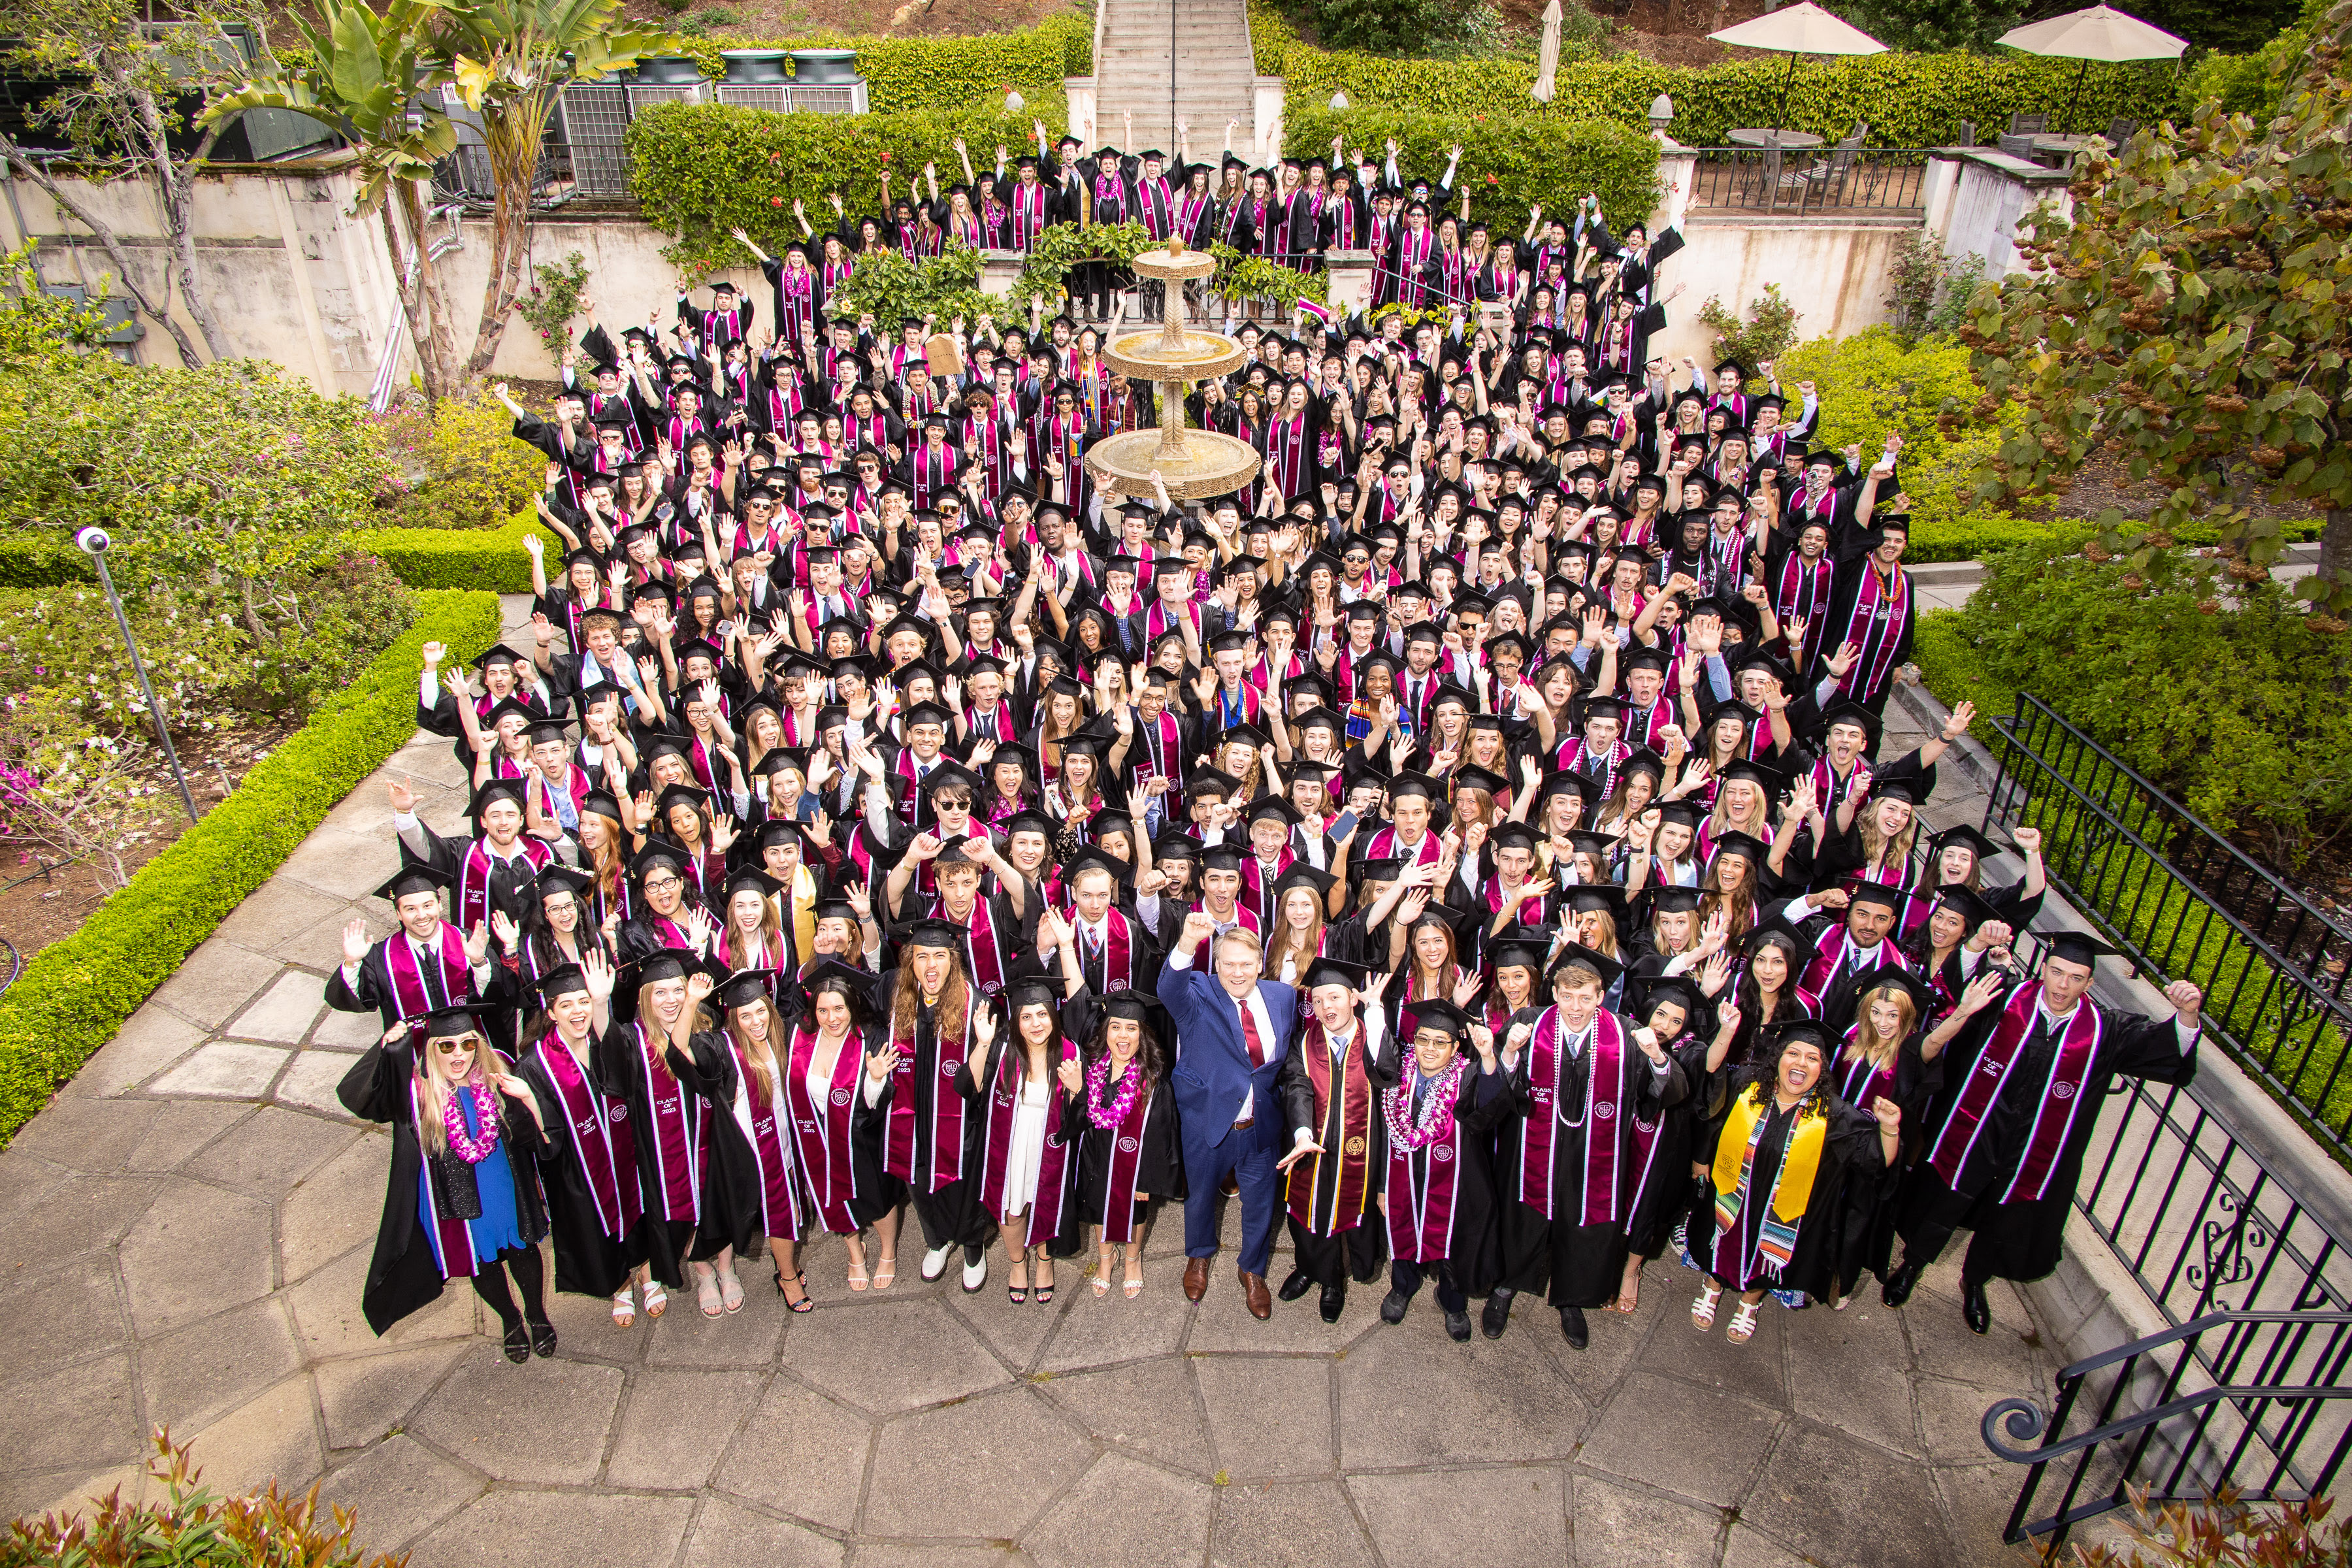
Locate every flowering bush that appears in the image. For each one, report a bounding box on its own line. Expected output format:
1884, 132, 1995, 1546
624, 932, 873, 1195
0, 691, 168, 890
370, 392, 546, 531
513, 250, 593, 374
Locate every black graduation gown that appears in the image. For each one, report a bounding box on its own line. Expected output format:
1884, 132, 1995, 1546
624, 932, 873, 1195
1897, 989, 2197, 1284
1386, 1061, 1515, 1296
326, 933, 480, 1030
589, 1019, 698, 1287
1686, 1067, 1882, 1297
515, 1032, 648, 1299
337, 1037, 551, 1336
950, 1035, 1083, 1258
668, 1030, 804, 1258
1819, 1028, 1944, 1296
1064, 1067, 1179, 1241
1500, 1013, 1690, 1309
1277, 1017, 1399, 1286
1625, 1036, 1716, 1258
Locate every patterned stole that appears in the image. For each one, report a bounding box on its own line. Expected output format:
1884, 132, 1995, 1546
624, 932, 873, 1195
885, 999, 973, 1193
1838, 563, 1913, 698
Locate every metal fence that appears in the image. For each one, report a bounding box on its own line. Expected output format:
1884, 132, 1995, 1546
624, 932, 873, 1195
1983, 694, 2352, 1162
1685, 146, 1931, 217
1985, 1311, 2352, 1555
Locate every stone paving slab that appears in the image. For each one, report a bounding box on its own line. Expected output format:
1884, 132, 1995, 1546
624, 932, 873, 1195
0, 602, 2066, 1565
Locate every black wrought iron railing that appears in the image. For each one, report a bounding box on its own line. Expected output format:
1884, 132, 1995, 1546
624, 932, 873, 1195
1685, 146, 1931, 216
1983, 694, 2352, 1162
1984, 1311, 2352, 1556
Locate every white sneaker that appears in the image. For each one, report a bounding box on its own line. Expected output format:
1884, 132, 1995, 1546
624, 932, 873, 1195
920, 1245, 952, 1282
962, 1250, 988, 1292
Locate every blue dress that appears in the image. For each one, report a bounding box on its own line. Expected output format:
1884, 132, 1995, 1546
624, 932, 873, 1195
418, 1086, 529, 1265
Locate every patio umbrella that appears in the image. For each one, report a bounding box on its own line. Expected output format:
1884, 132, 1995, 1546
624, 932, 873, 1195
1533, 0, 1563, 103
1997, 4, 2185, 130
1708, 1, 1886, 133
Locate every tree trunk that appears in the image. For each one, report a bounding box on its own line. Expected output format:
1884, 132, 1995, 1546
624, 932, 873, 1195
384, 181, 464, 400
0, 138, 209, 368
463, 99, 551, 381
2321, 504, 2352, 608
137, 94, 233, 364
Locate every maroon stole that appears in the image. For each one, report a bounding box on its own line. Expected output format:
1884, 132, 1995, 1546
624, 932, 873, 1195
1799, 925, 1907, 998
457, 838, 551, 930
414, 1079, 491, 1278
1810, 755, 1861, 818
1285, 1021, 1374, 1234
963, 700, 1016, 744
533, 1031, 641, 1242
1927, 983, 2102, 1203
1622, 1034, 1690, 1220
381, 924, 474, 1019
1013, 181, 1049, 247
1128, 706, 1183, 788
784, 1026, 867, 1233
932, 896, 1009, 998
894, 747, 938, 825
728, 1041, 801, 1238
1143, 598, 1201, 644
1837, 562, 1913, 700
1384, 1071, 1468, 1263
1829, 1025, 1901, 1113
1516, 1007, 1629, 1224
1091, 1066, 1159, 1243
1364, 827, 1442, 869
634, 1024, 704, 1221
1237, 849, 1296, 928
1561, 738, 1632, 798
885, 998, 973, 1192
977, 1040, 1079, 1226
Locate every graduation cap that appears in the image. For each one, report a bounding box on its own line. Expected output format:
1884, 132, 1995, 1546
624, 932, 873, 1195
1632, 972, 1707, 1031
1931, 883, 2006, 934
2033, 925, 2126, 971
800, 958, 878, 1022
1763, 1018, 1837, 1055
482, 694, 541, 730
533, 963, 592, 1004
534, 863, 597, 904
1002, 808, 1060, 841
1452, 762, 1511, 798
1245, 796, 1304, 829
1386, 771, 1441, 802
713, 969, 780, 1013
1198, 842, 1248, 875
1566, 884, 1629, 921
1151, 831, 1201, 863
1273, 862, 1337, 905
375, 860, 455, 902
1708, 830, 1772, 868
1546, 940, 1625, 985
1927, 823, 2002, 865
414, 1000, 502, 1039
1065, 844, 1135, 888
899, 915, 967, 951
723, 866, 786, 903
1488, 927, 1552, 975
1401, 998, 1477, 1044
1299, 954, 1369, 992
470, 778, 528, 819
1844, 881, 1906, 913
1645, 885, 1705, 917
472, 643, 530, 671
630, 842, 691, 882
1852, 964, 1936, 1021
1744, 914, 1812, 957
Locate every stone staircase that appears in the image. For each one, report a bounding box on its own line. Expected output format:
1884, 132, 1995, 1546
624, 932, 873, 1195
1091, 0, 1260, 167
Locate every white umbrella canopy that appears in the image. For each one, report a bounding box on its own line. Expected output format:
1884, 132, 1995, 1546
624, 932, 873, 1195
1997, 3, 2187, 61
1708, 1, 1888, 56
1998, 3, 2183, 131
1707, 2, 1887, 132
1533, 0, 1563, 104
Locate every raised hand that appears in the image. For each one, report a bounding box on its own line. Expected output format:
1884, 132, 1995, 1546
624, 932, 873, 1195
583, 948, 615, 1002
341, 918, 370, 964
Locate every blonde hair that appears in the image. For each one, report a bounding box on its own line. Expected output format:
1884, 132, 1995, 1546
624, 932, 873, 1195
415, 1030, 498, 1156
1851, 984, 1918, 1073
1860, 805, 1919, 877
892, 947, 972, 1039
727, 1000, 781, 1107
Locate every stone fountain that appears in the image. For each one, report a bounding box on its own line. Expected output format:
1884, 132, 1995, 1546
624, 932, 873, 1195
1083, 238, 1264, 502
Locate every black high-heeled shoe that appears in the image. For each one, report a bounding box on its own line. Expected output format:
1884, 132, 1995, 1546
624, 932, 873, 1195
774, 1269, 813, 1314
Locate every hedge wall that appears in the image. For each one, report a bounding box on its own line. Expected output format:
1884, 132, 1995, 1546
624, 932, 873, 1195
1271, 42, 2180, 148
348, 514, 558, 594
670, 16, 1089, 114
1281, 105, 1660, 234
628, 99, 1073, 276
0, 588, 503, 1148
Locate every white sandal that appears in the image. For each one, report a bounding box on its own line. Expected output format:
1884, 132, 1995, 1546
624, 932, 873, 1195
612, 1285, 636, 1328
641, 1280, 668, 1319
1691, 1283, 1723, 1330
1726, 1299, 1763, 1344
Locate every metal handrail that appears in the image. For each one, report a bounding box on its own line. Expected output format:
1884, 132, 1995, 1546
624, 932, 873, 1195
1985, 1310, 2352, 1552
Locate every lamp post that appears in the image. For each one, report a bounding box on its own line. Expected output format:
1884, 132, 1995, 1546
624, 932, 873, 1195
77, 527, 199, 826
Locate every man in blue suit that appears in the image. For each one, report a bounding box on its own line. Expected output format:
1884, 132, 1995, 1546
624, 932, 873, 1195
1163, 907, 1311, 1318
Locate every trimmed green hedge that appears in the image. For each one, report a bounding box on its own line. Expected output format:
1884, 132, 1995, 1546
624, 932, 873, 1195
628, 99, 1071, 276
1282, 105, 1660, 234
348, 514, 557, 594
0, 589, 503, 1148
1271, 42, 2181, 148
1906, 510, 2322, 565
0, 531, 94, 588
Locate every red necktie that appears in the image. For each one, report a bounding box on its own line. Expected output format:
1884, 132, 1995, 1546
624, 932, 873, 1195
1237, 997, 1266, 1069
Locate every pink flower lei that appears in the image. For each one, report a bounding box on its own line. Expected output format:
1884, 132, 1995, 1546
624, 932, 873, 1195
440, 1080, 501, 1164
1085, 1052, 1145, 1130
1382, 1056, 1469, 1152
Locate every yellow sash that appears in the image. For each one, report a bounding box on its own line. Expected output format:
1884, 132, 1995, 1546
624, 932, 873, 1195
1713, 1083, 1828, 1222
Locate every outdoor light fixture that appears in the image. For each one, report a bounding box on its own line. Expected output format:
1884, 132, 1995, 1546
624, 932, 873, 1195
1649, 93, 1674, 131
78, 526, 200, 825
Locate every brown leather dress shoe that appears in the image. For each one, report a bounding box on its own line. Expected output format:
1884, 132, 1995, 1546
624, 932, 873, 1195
1241, 1269, 1272, 1320
1183, 1256, 1209, 1302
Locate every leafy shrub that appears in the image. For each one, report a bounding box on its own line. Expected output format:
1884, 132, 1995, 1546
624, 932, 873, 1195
1305, 0, 1488, 54
346, 512, 559, 593
2067, 1486, 2349, 1567
1933, 530, 2352, 865
1698, 283, 1803, 372
1280, 106, 1660, 236
0, 589, 501, 1147
0, 690, 172, 890
513, 248, 592, 374
374, 391, 547, 532
1882, 232, 1985, 346
668, 19, 1090, 112
3, 1429, 408, 1567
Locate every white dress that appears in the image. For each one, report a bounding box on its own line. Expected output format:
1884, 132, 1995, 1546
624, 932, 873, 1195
1002, 1076, 1053, 1213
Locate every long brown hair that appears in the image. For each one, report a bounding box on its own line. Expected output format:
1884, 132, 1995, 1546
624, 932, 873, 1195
727, 998, 781, 1107
1267, 885, 1326, 980
891, 947, 971, 1040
